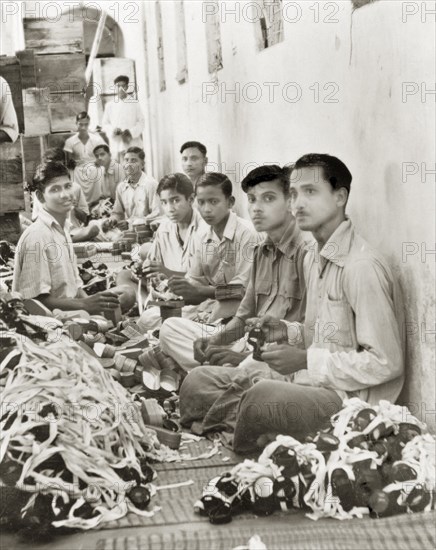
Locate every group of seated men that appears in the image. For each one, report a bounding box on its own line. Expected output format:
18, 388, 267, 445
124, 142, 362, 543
13, 142, 405, 454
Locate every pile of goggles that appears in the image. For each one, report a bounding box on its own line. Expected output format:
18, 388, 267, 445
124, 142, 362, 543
195, 398, 435, 523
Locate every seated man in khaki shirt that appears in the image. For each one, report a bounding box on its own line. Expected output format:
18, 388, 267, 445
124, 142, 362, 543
233, 154, 405, 453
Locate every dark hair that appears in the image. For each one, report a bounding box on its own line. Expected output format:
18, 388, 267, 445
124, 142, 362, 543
76, 111, 90, 123
197, 172, 232, 198
180, 141, 207, 157
241, 165, 291, 195
125, 147, 145, 161
293, 154, 352, 194
42, 147, 66, 164
29, 161, 70, 194
114, 75, 129, 85
93, 144, 111, 156
157, 173, 194, 200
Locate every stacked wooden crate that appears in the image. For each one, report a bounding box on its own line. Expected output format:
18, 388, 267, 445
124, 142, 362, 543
22, 10, 86, 136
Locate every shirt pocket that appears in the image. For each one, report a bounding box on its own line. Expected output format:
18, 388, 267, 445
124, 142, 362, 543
321, 298, 356, 349
255, 279, 272, 297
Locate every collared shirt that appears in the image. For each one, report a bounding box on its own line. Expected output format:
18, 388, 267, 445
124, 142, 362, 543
102, 98, 144, 154
100, 160, 125, 199
111, 172, 160, 223
64, 132, 106, 204
148, 208, 208, 273
0, 76, 19, 142
292, 219, 405, 405
32, 182, 89, 229
187, 211, 262, 287
236, 217, 308, 323
13, 208, 82, 300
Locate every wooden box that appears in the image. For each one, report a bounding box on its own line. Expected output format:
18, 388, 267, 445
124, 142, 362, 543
35, 53, 86, 94
23, 10, 83, 54
16, 49, 37, 89
22, 88, 50, 136
48, 92, 86, 133
22, 136, 46, 186
0, 57, 25, 133
0, 140, 25, 213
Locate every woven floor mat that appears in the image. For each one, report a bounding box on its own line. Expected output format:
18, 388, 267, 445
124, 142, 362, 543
95, 511, 436, 550
99, 465, 250, 530
152, 438, 241, 471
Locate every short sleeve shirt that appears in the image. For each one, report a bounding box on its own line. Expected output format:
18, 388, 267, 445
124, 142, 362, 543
13, 209, 82, 299
187, 211, 262, 287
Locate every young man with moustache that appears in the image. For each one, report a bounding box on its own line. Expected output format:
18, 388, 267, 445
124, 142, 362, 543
13, 161, 120, 314
93, 144, 125, 200
180, 141, 208, 193
158, 172, 261, 366
232, 154, 405, 454
108, 147, 160, 230
163, 165, 308, 440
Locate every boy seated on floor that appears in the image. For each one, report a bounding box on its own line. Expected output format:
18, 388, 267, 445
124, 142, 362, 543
31, 148, 100, 243
157, 166, 301, 377
196, 154, 404, 454
105, 147, 160, 231
13, 160, 135, 314
116, 172, 208, 330
163, 172, 261, 324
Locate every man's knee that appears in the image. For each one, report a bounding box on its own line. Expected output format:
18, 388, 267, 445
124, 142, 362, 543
160, 317, 184, 346
238, 381, 272, 424
180, 366, 206, 393
180, 367, 212, 417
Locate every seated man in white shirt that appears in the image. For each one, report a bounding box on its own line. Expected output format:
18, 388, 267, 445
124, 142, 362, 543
31, 148, 100, 243
63, 112, 106, 206
107, 147, 160, 230
102, 75, 145, 163
13, 160, 120, 314
117, 172, 208, 331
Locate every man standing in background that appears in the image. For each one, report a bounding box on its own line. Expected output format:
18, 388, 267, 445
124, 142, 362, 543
102, 75, 145, 162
